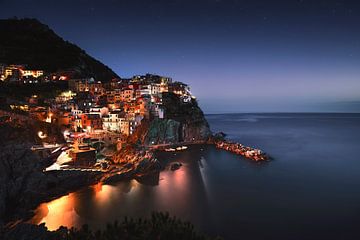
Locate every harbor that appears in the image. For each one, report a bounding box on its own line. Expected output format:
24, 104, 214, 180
215, 140, 269, 161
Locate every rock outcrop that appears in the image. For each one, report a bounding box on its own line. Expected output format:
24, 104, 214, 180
146, 119, 181, 144
0, 119, 100, 226
106, 145, 162, 184
0, 110, 65, 145
141, 92, 211, 145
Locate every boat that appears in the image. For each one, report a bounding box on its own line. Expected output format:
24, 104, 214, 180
165, 146, 188, 152
165, 148, 176, 152
170, 162, 182, 171
175, 146, 188, 151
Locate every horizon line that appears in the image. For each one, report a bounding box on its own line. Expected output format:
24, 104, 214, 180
204, 111, 360, 115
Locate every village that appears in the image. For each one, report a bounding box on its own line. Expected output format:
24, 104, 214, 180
0, 63, 268, 174
1, 63, 200, 170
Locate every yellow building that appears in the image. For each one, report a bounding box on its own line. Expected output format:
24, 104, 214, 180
1, 65, 43, 80
120, 89, 135, 102
21, 69, 44, 78
5, 69, 14, 79
69, 143, 96, 167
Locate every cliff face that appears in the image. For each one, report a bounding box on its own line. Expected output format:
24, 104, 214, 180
0, 111, 65, 146
0, 18, 119, 81
143, 92, 211, 145
146, 119, 181, 144
0, 120, 51, 225
0, 117, 99, 226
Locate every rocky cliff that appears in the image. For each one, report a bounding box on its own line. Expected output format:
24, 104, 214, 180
142, 92, 212, 145
0, 117, 100, 226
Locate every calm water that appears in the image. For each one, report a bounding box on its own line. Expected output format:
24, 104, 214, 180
31, 113, 360, 239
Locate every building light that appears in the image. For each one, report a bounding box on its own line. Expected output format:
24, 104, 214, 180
38, 131, 47, 139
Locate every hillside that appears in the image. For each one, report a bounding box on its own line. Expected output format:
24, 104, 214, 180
0, 18, 119, 81
128, 92, 212, 145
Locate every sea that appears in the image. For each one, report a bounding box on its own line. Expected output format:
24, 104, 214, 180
30, 113, 360, 240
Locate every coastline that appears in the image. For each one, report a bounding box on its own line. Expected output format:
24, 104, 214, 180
5, 139, 269, 228
0, 110, 269, 235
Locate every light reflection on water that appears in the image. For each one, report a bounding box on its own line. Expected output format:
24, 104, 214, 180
30, 113, 360, 240
30, 150, 208, 231
31, 193, 80, 231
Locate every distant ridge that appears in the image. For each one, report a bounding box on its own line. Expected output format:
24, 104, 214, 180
0, 18, 119, 81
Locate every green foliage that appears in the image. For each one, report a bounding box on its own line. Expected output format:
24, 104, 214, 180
0, 18, 118, 81
41, 212, 222, 240
0, 81, 68, 101
161, 92, 205, 124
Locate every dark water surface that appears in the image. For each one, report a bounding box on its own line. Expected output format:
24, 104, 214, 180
31, 113, 360, 239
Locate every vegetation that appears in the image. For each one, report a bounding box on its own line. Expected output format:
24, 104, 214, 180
161, 92, 203, 123
0, 18, 119, 81
3, 212, 222, 240
0, 81, 68, 102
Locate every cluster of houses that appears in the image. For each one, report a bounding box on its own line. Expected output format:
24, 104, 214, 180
16, 74, 195, 150
0, 63, 80, 83
0, 64, 44, 82
1, 63, 199, 167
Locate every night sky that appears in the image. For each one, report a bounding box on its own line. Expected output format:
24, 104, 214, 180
1, 0, 360, 113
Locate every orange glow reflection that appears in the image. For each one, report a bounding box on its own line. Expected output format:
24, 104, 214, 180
94, 182, 115, 204
30, 193, 80, 231
173, 167, 188, 191
156, 162, 190, 209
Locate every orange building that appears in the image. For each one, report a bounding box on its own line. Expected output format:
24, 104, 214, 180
81, 114, 103, 131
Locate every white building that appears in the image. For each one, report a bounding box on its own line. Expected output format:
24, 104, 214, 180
138, 83, 161, 96
21, 70, 44, 78
89, 130, 123, 146
102, 111, 131, 135
89, 107, 109, 117
152, 104, 165, 119
71, 109, 83, 116
150, 83, 161, 95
